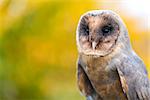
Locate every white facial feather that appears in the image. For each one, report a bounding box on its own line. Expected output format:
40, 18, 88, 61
76, 10, 131, 57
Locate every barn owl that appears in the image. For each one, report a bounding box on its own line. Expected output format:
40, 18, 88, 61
76, 10, 150, 100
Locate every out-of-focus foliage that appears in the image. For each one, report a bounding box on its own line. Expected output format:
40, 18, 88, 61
0, 0, 149, 100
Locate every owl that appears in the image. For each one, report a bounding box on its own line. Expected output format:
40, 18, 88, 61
76, 10, 150, 100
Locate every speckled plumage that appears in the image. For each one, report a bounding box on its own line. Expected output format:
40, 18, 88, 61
76, 10, 150, 100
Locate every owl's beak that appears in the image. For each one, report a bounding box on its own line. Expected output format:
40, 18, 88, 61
92, 41, 98, 50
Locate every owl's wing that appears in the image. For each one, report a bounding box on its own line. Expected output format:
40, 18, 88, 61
77, 58, 104, 100
77, 59, 100, 100
117, 54, 150, 100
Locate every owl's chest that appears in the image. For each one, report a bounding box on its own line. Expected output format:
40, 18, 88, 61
82, 56, 115, 82
83, 58, 118, 85
81, 56, 126, 99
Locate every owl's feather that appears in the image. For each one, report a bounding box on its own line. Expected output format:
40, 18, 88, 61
76, 10, 150, 100
117, 52, 150, 100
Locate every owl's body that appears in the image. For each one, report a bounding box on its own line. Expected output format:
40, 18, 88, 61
76, 10, 150, 100
78, 54, 127, 100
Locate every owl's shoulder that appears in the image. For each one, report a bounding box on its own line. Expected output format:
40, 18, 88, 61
112, 51, 148, 75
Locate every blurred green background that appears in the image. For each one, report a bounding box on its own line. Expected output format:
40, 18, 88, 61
0, 0, 149, 100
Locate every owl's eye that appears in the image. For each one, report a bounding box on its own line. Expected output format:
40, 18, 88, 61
83, 25, 89, 35
102, 25, 113, 36
79, 24, 89, 36
85, 28, 89, 34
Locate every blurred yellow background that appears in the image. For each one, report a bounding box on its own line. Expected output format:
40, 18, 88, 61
0, 0, 149, 100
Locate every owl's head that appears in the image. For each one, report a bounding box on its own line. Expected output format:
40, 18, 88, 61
76, 10, 130, 57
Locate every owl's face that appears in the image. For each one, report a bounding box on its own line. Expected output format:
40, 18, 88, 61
76, 10, 121, 56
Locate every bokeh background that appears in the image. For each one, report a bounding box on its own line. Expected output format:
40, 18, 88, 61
0, 0, 149, 100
